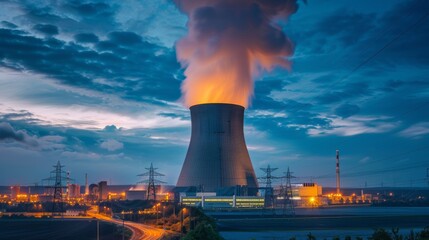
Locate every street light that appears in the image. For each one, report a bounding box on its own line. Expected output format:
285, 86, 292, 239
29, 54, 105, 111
162, 206, 166, 229
181, 207, 187, 234
121, 211, 125, 240
156, 203, 160, 225
97, 220, 100, 240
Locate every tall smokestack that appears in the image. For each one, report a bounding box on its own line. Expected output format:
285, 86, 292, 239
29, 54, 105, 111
85, 173, 89, 195
336, 150, 340, 194
177, 103, 258, 192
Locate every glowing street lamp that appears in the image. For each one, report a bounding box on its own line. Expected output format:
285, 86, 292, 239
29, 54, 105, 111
180, 207, 187, 234
156, 203, 161, 225
162, 206, 166, 229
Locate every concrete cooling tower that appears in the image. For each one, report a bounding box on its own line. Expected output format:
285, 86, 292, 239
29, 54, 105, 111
177, 103, 258, 194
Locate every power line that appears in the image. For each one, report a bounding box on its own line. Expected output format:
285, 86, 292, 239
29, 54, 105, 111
284, 9, 429, 124
334, 11, 429, 87
312, 144, 429, 179
302, 9, 429, 97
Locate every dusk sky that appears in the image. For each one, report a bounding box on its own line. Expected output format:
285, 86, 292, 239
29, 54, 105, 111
0, 0, 428, 188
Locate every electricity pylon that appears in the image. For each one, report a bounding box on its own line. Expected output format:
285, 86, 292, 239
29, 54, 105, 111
137, 163, 166, 201
259, 165, 278, 208
43, 161, 73, 216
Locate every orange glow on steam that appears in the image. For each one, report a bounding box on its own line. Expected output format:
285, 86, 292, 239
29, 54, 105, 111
174, 0, 298, 108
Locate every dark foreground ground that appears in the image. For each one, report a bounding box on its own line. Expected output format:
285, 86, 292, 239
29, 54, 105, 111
215, 207, 429, 231
214, 207, 429, 239
0, 219, 125, 240
217, 215, 429, 231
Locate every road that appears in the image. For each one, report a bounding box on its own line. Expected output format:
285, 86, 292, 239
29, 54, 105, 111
87, 206, 165, 240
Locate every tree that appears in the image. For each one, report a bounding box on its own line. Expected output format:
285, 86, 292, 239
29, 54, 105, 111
419, 227, 429, 240
307, 232, 316, 240
182, 223, 223, 240
370, 228, 392, 240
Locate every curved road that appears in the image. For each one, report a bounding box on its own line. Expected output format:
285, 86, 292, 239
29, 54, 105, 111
87, 206, 165, 240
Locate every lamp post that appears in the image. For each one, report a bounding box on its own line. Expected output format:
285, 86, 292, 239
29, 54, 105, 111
97, 220, 100, 240
180, 207, 186, 234
162, 206, 166, 229
189, 207, 192, 230
155, 203, 160, 226
122, 211, 125, 240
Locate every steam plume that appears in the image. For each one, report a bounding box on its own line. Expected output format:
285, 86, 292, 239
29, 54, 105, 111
174, 0, 300, 108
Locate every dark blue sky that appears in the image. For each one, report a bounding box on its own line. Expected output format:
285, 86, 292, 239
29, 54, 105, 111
0, 0, 428, 188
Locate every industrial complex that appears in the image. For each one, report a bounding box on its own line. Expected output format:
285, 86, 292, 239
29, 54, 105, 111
1, 102, 418, 217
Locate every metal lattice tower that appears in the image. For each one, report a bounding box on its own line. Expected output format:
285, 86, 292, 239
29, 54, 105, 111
282, 167, 295, 215
43, 161, 73, 215
259, 165, 278, 208
137, 163, 165, 201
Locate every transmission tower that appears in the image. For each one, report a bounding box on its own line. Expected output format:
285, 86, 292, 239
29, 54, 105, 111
137, 163, 165, 201
43, 161, 73, 216
281, 167, 295, 215
259, 165, 278, 208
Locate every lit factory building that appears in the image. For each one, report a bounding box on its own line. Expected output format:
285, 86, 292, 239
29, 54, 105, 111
180, 183, 326, 209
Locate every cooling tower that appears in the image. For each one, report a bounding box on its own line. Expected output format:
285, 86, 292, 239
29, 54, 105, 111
177, 103, 258, 193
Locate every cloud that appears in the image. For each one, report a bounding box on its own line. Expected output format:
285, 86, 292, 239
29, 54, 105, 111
63, 2, 114, 17
108, 31, 142, 46
315, 9, 376, 46
74, 33, 99, 43
1, 21, 17, 29
399, 122, 429, 138
308, 115, 399, 137
33, 24, 59, 36
375, 0, 429, 66
316, 82, 370, 104
0, 26, 181, 103
0, 122, 38, 146
103, 125, 120, 132
100, 139, 124, 152
0, 121, 65, 150
334, 103, 360, 118
16, 1, 119, 34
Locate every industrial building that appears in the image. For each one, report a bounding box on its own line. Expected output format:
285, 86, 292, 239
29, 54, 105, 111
181, 195, 265, 209
288, 183, 327, 207
67, 184, 81, 198
177, 103, 258, 195
180, 183, 325, 209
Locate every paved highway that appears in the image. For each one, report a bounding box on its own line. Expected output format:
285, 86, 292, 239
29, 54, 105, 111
87, 206, 165, 240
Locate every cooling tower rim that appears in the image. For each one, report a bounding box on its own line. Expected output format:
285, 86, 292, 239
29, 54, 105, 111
189, 103, 245, 110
